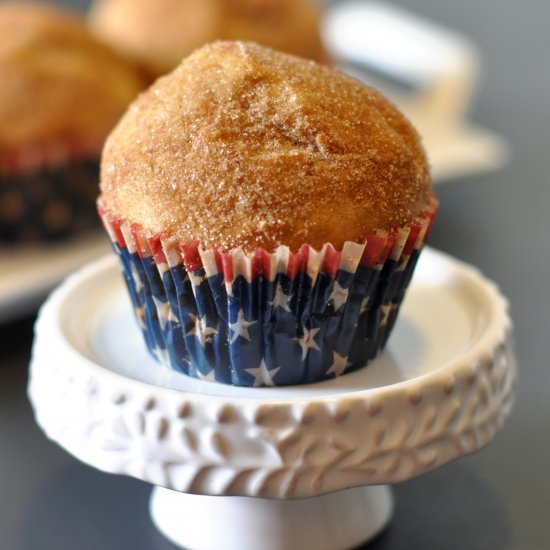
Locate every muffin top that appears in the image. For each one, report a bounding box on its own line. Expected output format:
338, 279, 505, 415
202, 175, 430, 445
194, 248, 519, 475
88, 0, 327, 76
0, 2, 146, 160
100, 41, 432, 252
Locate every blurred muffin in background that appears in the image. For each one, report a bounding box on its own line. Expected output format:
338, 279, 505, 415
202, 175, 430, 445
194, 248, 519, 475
0, 2, 146, 245
87, 0, 327, 78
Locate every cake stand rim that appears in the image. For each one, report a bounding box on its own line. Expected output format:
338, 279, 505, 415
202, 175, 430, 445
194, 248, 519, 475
28, 246, 516, 498
32, 246, 511, 404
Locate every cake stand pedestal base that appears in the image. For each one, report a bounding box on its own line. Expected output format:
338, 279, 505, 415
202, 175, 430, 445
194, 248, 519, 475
150, 485, 393, 550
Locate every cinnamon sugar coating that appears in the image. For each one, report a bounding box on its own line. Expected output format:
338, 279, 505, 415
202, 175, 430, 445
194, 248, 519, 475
88, 0, 327, 77
0, 2, 147, 159
100, 41, 432, 252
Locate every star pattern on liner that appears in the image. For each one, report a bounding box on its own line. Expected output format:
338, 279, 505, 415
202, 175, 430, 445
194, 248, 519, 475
379, 303, 397, 328
229, 309, 257, 344
130, 262, 143, 294
245, 359, 281, 387
269, 283, 293, 312
294, 327, 321, 361
188, 270, 205, 288
115, 218, 423, 387
326, 351, 351, 377
153, 296, 179, 329
151, 344, 169, 365
328, 280, 349, 311
187, 314, 217, 347
135, 306, 147, 330
197, 368, 216, 382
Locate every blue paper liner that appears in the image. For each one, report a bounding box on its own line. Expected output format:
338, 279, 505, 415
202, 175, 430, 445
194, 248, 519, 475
99, 196, 437, 386
0, 160, 100, 244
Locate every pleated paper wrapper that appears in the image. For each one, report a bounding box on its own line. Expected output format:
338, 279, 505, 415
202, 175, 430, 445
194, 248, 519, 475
0, 142, 101, 244
98, 195, 438, 387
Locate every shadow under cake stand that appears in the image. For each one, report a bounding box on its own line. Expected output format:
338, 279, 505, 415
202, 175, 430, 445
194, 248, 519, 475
28, 247, 516, 550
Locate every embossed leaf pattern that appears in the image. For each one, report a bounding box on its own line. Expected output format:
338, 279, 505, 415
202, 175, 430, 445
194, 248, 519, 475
97, 410, 187, 486
31, 331, 515, 498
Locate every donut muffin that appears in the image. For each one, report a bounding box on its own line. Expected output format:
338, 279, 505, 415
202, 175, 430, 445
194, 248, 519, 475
0, 2, 146, 244
88, 0, 327, 78
98, 41, 438, 386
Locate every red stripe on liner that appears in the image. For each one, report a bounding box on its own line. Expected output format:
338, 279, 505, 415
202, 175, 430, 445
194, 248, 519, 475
379, 234, 396, 265
148, 235, 166, 264
110, 218, 126, 249
322, 244, 341, 278
5, 150, 25, 176
131, 224, 146, 258
180, 241, 202, 272
360, 235, 386, 268
221, 253, 234, 282
251, 249, 262, 279
403, 224, 422, 255
252, 248, 271, 279
288, 246, 310, 279
99, 192, 439, 280
213, 249, 224, 274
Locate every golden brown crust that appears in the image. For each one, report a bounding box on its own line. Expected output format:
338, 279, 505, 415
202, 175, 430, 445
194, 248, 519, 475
88, 0, 328, 76
0, 2, 147, 159
100, 41, 432, 252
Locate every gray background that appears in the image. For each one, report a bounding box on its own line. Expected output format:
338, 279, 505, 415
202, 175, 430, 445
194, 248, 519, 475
1, 0, 549, 548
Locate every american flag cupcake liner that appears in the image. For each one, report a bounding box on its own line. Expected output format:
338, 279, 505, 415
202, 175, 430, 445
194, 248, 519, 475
98, 195, 438, 387
0, 144, 101, 244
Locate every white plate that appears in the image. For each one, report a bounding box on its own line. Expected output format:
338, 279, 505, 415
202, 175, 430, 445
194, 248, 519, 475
0, 233, 110, 323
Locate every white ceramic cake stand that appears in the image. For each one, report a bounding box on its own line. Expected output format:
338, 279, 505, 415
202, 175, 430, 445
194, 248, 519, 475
28, 247, 516, 550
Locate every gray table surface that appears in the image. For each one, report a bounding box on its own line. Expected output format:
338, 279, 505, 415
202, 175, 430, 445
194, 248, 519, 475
1, 0, 549, 548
